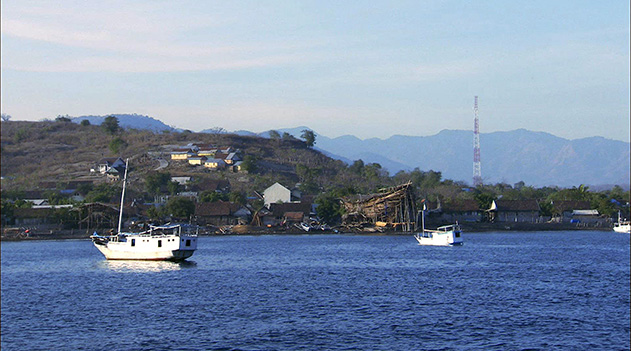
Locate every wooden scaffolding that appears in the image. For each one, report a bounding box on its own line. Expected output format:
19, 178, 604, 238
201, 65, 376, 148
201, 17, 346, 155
341, 182, 417, 231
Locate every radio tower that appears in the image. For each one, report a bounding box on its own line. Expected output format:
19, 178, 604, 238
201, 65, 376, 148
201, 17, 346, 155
473, 96, 482, 186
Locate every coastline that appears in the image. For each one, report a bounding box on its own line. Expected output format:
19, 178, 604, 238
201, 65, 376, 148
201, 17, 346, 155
1, 222, 614, 241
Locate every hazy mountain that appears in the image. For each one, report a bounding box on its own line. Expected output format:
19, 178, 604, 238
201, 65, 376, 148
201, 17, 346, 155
261, 127, 630, 188
71, 114, 177, 132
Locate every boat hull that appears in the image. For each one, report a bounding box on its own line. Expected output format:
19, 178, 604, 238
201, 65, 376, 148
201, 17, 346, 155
414, 234, 463, 246
613, 224, 630, 234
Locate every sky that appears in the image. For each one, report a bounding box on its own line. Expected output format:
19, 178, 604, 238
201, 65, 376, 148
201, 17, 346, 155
1, 1, 629, 142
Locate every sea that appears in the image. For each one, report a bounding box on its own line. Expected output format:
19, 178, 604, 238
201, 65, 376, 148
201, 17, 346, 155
1, 231, 629, 351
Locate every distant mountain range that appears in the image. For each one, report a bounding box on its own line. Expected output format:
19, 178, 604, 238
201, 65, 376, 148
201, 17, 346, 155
245, 127, 630, 188
68, 114, 630, 187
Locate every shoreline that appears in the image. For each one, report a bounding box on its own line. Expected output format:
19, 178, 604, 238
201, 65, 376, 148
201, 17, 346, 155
1, 222, 614, 241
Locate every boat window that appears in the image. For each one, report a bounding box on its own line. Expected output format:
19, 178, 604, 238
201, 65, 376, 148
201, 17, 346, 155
186, 239, 191, 247
158, 240, 162, 248
131, 239, 135, 247
455, 232, 460, 237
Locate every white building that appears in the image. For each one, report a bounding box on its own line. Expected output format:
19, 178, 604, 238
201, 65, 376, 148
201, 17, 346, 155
263, 182, 300, 207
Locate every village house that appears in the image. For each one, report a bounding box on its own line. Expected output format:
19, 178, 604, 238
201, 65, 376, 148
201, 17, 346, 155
97, 157, 125, 174
570, 209, 602, 225
195, 201, 249, 226
433, 199, 482, 223
170, 148, 196, 160
171, 176, 192, 185
263, 183, 301, 207
231, 161, 244, 173
203, 158, 227, 170
550, 201, 591, 222
488, 199, 541, 223
224, 152, 242, 165
268, 202, 313, 226
197, 147, 217, 157
188, 155, 207, 166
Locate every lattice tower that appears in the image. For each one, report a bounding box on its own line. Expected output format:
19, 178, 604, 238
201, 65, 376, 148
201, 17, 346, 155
473, 96, 482, 186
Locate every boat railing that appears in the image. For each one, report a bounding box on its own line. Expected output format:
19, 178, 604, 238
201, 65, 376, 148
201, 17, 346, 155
427, 224, 460, 233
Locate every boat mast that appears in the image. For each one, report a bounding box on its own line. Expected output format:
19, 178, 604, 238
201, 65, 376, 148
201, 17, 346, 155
117, 158, 129, 234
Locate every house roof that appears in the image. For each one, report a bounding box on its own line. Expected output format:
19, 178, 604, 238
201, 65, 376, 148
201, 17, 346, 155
492, 200, 540, 211
171, 148, 194, 154
269, 202, 312, 217
572, 209, 599, 216
98, 157, 123, 164
226, 152, 241, 160
284, 212, 304, 221
214, 152, 229, 160
552, 201, 591, 213
441, 199, 480, 212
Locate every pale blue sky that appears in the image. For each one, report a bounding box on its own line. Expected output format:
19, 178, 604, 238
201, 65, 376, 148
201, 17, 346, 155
2, 1, 629, 141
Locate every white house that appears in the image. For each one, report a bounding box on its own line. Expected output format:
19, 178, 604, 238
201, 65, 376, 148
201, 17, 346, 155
263, 182, 301, 207
97, 157, 125, 174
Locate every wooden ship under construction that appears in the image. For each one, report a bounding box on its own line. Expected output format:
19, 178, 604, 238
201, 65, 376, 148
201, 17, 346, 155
341, 182, 417, 232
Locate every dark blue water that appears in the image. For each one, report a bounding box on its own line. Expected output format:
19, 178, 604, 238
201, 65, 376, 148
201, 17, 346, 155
2, 232, 629, 350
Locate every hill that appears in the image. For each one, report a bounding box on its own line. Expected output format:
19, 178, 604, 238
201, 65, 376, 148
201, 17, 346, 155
0, 120, 356, 196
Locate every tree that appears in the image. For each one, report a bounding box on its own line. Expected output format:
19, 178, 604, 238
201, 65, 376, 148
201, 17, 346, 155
301, 129, 316, 148
145, 172, 171, 195
315, 193, 343, 224
349, 160, 364, 175
102, 116, 120, 135
85, 183, 119, 203
80, 119, 91, 126
474, 192, 495, 211
167, 181, 181, 195
109, 137, 128, 154
1, 113, 11, 122
228, 191, 246, 205
55, 115, 71, 122
269, 130, 280, 139
166, 197, 195, 218
241, 155, 258, 173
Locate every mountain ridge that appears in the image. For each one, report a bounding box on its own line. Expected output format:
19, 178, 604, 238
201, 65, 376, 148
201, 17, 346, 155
59, 114, 629, 187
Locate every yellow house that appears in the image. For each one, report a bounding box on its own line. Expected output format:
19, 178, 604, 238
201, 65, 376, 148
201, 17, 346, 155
197, 148, 217, 157
171, 148, 195, 160
188, 156, 207, 166
232, 161, 244, 172
204, 158, 227, 170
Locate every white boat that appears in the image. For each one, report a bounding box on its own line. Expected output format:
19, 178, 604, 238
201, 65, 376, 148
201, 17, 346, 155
413, 205, 463, 246
90, 159, 197, 261
414, 224, 463, 246
613, 211, 630, 234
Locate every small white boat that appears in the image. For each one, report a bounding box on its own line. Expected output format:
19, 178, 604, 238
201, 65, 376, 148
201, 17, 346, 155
413, 204, 463, 246
414, 224, 463, 246
90, 159, 197, 261
613, 211, 630, 234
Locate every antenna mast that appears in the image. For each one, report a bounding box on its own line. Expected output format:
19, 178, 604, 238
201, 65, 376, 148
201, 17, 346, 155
473, 96, 482, 186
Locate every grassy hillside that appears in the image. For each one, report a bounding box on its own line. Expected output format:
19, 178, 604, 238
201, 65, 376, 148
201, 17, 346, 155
0, 120, 369, 196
